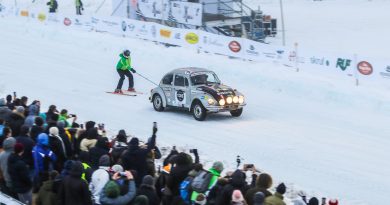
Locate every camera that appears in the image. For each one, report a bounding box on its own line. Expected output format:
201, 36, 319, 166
153, 122, 157, 129
69, 114, 76, 117
119, 172, 127, 177
245, 164, 254, 169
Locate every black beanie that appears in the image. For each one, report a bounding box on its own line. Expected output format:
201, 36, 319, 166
129, 137, 139, 146
276, 183, 286, 195
308, 197, 319, 205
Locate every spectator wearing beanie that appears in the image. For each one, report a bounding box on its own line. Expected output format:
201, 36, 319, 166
217, 169, 250, 205
36, 170, 59, 205
89, 137, 110, 170
253, 192, 265, 205
90, 155, 111, 205
8, 143, 33, 204
78, 151, 92, 182
0, 98, 12, 122
120, 126, 157, 186
16, 125, 35, 172
6, 95, 14, 110
111, 130, 128, 164
49, 127, 67, 171
328, 199, 338, 205
100, 171, 136, 205
190, 161, 223, 202
8, 106, 25, 137
231, 189, 248, 205
136, 175, 160, 205
30, 116, 44, 142
58, 161, 92, 205
308, 197, 319, 205
133, 195, 149, 205
0, 137, 17, 196
245, 173, 273, 205
264, 183, 286, 205
80, 128, 99, 152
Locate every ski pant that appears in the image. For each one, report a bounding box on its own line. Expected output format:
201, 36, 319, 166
76, 6, 82, 15
116, 69, 134, 90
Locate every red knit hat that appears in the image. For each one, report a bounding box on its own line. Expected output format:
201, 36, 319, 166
14, 143, 24, 154
328, 199, 338, 205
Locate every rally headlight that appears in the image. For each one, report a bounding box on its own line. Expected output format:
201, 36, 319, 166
233, 96, 239, 103
219, 99, 225, 106
226, 97, 233, 104
207, 98, 215, 105
238, 96, 244, 104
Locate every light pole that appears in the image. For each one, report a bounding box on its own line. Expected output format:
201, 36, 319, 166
279, 0, 286, 46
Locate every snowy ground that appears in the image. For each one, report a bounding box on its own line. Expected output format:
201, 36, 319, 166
1, 1, 390, 205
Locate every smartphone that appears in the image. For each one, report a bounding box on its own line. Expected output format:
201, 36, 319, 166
321, 197, 326, 205
119, 172, 127, 177
80, 124, 84, 129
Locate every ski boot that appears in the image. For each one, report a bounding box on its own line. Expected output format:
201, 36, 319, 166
114, 89, 123, 94
127, 88, 135, 92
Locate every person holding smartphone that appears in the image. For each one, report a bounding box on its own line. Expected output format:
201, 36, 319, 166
100, 171, 136, 205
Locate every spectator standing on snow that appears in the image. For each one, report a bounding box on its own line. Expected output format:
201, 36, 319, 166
0, 98, 12, 122
217, 169, 250, 205
253, 192, 265, 205
89, 137, 110, 170
8, 143, 33, 205
264, 183, 286, 205
8, 106, 25, 137
99, 171, 137, 205
36, 170, 59, 205
245, 173, 273, 205
90, 155, 111, 204
15, 125, 35, 174
136, 175, 160, 205
114, 50, 137, 94
0, 137, 17, 197
58, 161, 93, 205
47, 0, 58, 13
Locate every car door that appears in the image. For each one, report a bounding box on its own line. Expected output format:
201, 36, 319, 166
172, 74, 190, 108
160, 73, 174, 106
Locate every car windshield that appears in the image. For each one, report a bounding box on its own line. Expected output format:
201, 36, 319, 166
190, 72, 220, 85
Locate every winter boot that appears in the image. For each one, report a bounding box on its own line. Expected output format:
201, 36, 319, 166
114, 89, 123, 94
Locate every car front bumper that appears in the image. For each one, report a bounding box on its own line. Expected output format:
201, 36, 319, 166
205, 103, 246, 112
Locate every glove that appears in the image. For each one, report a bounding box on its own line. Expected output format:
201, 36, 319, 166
131, 68, 136, 73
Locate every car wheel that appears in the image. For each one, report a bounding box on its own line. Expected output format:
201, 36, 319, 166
192, 101, 207, 121
230, 108, 243, 117
153, 94, 164, 112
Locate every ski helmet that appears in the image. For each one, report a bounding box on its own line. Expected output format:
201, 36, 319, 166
123, 50, 131, 57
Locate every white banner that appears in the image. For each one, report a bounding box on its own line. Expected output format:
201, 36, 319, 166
136, 0, 202, 26
169, 1, 202, 26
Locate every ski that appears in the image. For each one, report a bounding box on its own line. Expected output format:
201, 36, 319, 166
106, 91, 137, 96
124, 90, 144, 95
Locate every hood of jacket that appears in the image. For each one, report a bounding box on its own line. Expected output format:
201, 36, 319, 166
69, 161, 83, 178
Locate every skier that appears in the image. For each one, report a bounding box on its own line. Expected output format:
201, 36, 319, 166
46, 0, 58, 13
114, 50, 137, 94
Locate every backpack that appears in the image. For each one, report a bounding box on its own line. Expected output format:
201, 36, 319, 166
180, 176, 194, 203
191, 170, 213, 193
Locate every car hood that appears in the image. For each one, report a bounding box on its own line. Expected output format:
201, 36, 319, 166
197, 84, 236, 100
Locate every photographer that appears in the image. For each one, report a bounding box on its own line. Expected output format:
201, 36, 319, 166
100, 171, 136, 205
58, 109, 77, 128
120, 122, 157, 186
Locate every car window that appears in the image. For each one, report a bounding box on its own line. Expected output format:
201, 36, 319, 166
174, 75, 186, 87
162, 74, 173, 85
185, 78, 189, 86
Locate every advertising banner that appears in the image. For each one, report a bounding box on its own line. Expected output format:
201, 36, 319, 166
199, 31, 246, 58
137, 0, 169, 20
169, 1, 202, 26
95, 16, 123, 35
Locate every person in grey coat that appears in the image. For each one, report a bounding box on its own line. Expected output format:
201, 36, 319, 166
0, 98, 12, 122
100, 171, 136, 205
0, 137, 17, 196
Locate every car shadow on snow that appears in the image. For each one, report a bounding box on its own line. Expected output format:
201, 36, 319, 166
156, 107, 249, 122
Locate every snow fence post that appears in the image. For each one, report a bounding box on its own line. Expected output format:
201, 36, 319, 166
353, 53, 359, 86
294, 42, 299, 72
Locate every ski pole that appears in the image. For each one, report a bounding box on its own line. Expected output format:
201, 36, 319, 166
136, 72, 159, 87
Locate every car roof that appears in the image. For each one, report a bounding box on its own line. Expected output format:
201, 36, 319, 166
169, 67, 212, 75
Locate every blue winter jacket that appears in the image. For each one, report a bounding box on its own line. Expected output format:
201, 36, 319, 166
33, 134, 57, 176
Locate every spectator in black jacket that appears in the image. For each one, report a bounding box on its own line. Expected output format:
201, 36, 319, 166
137, 175, 160, 205
111, 130, 128, 165
30, 116, 44, 142
89, 137, 110, 170
217, 170, 250, 205
48, 127, 67, 172
245, 173, 273, 205
58, 161, 92, 205
15, 125, 35, 173
120, 126, 157, 186
8, 106, 25, 137
8, 143, 33, 205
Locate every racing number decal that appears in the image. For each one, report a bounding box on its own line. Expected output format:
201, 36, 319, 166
176, 90, 186, 105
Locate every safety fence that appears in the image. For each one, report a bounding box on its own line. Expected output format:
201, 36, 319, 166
1, 4, 389, 87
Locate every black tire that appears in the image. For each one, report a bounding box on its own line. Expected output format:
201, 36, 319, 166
192, 101, 207, 121
153, 94, 164, 112
230, 108, 243, 117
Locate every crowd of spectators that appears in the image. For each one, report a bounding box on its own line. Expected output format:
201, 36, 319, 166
0, 94, 339, 205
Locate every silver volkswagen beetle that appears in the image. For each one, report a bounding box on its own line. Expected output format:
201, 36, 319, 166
149, 67, 246, 121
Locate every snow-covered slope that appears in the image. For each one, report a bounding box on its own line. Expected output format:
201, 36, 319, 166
1, 17, 389, 205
